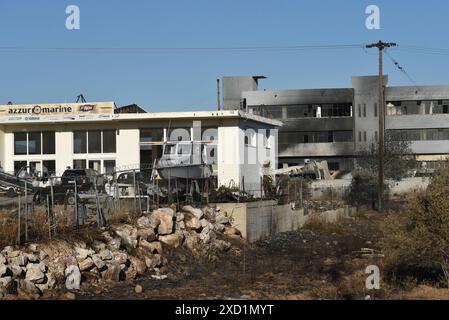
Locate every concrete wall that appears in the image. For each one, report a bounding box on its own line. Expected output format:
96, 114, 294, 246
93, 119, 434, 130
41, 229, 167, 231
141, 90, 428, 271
386, 85, 449, 101
352, 75, 388, 152
280, 142, 354, 158
217, 200, 355, 242
243, 88, 353, 106
0, 127, 5, 169
223, 77, 259, 110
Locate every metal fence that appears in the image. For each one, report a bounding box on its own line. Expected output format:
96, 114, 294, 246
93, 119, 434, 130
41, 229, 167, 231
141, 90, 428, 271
0, 165, 345, 245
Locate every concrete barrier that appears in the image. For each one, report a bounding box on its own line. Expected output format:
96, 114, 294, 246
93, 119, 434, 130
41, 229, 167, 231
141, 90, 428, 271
215, 201, 356, 242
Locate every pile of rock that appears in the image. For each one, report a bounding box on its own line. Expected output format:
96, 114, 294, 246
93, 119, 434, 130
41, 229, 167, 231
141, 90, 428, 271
0, 244, 56, 298
0, 205, 241, 299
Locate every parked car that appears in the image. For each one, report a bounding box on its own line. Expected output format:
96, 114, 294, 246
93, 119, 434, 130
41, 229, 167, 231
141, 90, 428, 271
33, 168, 105, 205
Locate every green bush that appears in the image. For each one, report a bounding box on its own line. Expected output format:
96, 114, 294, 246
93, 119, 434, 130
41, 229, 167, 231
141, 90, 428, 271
381, 167, 449, 287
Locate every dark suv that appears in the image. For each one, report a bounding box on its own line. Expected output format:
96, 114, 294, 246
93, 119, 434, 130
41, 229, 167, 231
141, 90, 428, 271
34, 168, 104, 205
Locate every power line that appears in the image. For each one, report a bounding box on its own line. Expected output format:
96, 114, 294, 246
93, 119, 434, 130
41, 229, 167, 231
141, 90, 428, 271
384, 49, 419, 87
0, 44, 365, 53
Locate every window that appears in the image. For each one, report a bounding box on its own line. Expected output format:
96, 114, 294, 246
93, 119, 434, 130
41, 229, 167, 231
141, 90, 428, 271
375, 131, 378, 142
358, 104, 362, 118
73, 160, 87, 170
14, 133, 27, 155
88, 130, 101, 153
74, 130, 117, 154
14, 131, 55, 155
42, 160, 56, 178
374, 103, 378, 117
88, 160, 101, 172
42, 132, 55, 155
28, 132, 41, 155
104, 160, 116, 174
74, 131, 87, 154
363, 104, 367, 118
363, 131, 367, 142
244, 130, 256, 147
103, 130, 116, 153
358, 131, 362, 142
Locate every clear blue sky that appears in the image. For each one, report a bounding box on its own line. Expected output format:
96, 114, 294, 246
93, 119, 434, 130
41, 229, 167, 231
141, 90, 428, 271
1, 0, 448, 111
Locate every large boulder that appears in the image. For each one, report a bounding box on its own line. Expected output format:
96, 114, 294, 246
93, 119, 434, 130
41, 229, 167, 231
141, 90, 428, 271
8, 255, 28, 267
215, 214, 230, 225
128, 256, 146, 276
184, 212, 201, 230
99, 249, 113, 261
65, 265, 81, 290
0, 254, 6, 265
17, 279, 40, 295
102, 263, 124, 282
184, 232, 200, 251
0, 276, 12, 291
144, 254, 163, 270
139, 240, 163, 254
137, 216, 161, 230
92, 254, 106, 269
0, 264, 8, 277
151, 208, 175, 235
182, 205, 204, 219
36, 271, 56, 292
78, 258, 94, 272
137, 228, 157, 242
102, 231, 122, 251
75, 247, 94, 261
113, 225, 138, 250
112, 252, 128, 265
25, 263, 46, 284
159, 232, 184, 248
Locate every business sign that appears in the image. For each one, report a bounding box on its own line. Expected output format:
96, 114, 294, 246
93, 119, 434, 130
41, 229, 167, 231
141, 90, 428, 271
0, 102, 115, 123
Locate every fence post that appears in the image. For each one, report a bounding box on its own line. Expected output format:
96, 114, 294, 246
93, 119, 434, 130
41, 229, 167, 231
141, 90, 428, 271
47, 194, 51, 239
18, 194, 21, 245
132, 169, 137, 212
50, 177, 55, 236
74, 179, 79, 229
24, 183, 28, 242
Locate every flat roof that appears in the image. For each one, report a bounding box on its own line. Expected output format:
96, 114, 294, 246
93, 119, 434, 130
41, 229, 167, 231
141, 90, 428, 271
0, 103, 282, 127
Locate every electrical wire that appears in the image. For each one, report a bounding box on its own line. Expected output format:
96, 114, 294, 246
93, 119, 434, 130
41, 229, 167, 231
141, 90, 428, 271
384, 49, 419, 87
0, 44, 365, 54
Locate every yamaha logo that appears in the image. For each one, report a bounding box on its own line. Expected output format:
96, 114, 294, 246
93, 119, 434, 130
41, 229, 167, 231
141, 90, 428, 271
79, 104, 95, 112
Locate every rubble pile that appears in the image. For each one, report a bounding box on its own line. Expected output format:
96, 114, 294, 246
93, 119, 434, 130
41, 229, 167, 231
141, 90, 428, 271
0, 205, 241, 299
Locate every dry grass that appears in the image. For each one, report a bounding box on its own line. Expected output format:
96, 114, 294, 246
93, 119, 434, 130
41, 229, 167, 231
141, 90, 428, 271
302, 213, 349, 236
0, 211, 20, 247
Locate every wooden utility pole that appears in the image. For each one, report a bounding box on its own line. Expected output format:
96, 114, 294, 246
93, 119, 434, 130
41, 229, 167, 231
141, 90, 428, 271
366, 41, 397, 212
217, 79, 221, 111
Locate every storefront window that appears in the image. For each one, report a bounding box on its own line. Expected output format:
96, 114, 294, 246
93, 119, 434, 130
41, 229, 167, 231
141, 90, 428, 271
73, 159, 87, 170
74, 131, 87, 154
103, 130, 116, 153
88, 130, 101, 153
28, 132, 42, 155
104, 160, 116, 174
14, 132, 27, 155
42, 132, 55, 155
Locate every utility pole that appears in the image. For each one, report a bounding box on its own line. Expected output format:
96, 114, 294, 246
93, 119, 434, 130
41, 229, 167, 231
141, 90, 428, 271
366, 41, 397, 212
217, 79, 221, 111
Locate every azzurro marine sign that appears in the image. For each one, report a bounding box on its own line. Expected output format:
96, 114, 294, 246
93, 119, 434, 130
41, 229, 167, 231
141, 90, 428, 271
0, 102, 115, 123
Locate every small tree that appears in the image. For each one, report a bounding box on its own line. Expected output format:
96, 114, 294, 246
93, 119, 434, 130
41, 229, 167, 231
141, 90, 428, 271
381, 165, 449, 287
356, 133, 416, 181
